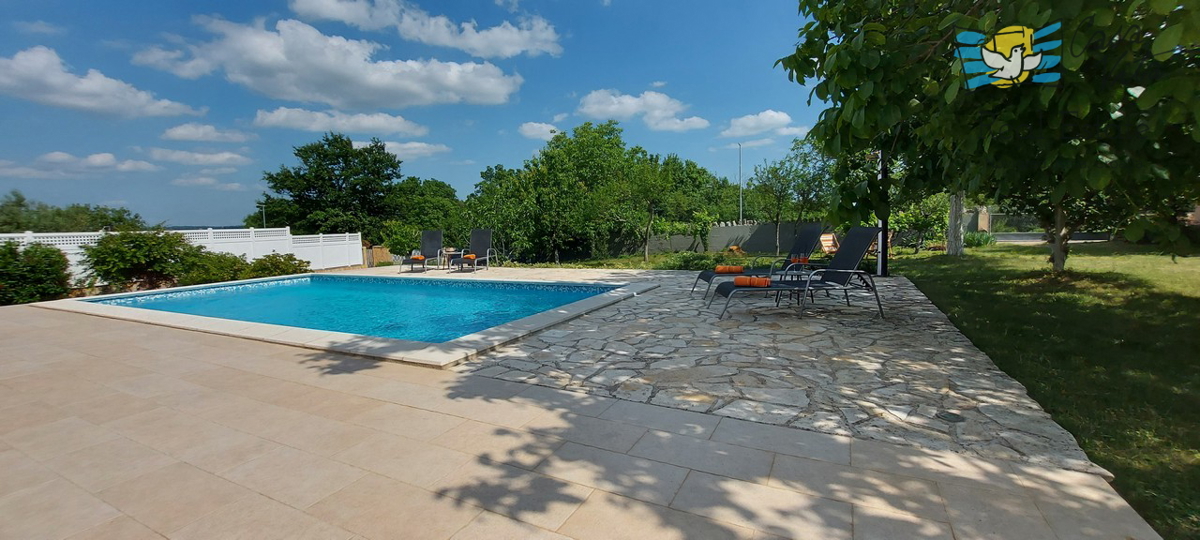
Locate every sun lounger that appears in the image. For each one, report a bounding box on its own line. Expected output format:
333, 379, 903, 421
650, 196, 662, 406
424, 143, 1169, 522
450, 229, 494, 272
691, 223, 825, 298
710, 226, 884, 319
400, 230, 443, 272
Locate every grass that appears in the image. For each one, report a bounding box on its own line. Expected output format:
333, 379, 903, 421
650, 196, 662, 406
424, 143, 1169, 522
891, 242, 1199, 539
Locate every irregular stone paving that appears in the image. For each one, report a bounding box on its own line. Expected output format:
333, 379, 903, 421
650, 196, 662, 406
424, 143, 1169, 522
378, 267, 1104, 477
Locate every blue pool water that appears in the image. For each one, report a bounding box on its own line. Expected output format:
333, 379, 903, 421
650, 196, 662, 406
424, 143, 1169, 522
90, 275, 617, 343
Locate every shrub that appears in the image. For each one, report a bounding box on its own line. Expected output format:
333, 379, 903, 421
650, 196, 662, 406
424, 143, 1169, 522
0, 241, 70, 305
177, 251, 249, 286
240, 253, 310, 279
964, 231, 997, 247
380, 221, 422, 255
373, 260, 394, 267
81, 230, 199, 289
653, 251, 737, 271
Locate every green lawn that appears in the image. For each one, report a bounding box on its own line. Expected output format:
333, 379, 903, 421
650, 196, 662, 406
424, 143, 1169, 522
891, 242, 1199, 539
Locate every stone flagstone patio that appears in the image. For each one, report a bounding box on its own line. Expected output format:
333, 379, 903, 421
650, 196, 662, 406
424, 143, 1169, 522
346, 266, 1101, 476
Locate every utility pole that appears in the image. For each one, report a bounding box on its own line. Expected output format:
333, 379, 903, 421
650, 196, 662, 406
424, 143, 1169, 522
259, 202, 266, 228
737, 143, 743, 224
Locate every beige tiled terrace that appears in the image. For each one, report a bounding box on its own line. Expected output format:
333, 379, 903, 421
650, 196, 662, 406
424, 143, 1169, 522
0, 301, 1160, 539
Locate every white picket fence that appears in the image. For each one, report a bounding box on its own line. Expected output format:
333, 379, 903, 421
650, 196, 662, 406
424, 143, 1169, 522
0, 227, 363, 279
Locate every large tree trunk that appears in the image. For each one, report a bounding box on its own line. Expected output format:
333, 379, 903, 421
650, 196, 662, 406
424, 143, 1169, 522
1048, 202, 1072, 273
947, 191, 965, 256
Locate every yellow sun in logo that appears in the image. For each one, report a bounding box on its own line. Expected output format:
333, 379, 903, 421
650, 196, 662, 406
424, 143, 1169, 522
984, 26, 1036, 87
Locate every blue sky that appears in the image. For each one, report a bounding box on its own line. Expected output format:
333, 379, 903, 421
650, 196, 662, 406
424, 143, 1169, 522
0, 0, 817, 226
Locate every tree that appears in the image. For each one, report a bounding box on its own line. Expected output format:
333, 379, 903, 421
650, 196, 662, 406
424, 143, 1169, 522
749, 159, 798, 255
248, 133, 404, 244
778, 0, 1200, 272
1, 190, 145, 232
787, 138, 837, 224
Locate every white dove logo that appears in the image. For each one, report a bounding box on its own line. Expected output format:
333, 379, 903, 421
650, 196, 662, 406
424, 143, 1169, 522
955, 23, 1060, 89
981, 43, 1042, 81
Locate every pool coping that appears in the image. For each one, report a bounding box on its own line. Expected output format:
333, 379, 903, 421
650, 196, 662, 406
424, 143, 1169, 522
33, 273, 659, 369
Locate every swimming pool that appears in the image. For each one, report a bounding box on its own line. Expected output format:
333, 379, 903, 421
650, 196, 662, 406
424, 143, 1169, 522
88, 275, 618, 343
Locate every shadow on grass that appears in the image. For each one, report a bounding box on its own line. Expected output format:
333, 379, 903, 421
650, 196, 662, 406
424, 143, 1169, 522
893, 252, 1200, 538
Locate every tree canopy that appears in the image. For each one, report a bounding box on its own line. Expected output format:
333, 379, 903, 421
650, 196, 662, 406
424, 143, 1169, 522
777, 0, 1200, 271
466, 121, 739, 262
247, 133, 463, 245
0, 190, 146, 233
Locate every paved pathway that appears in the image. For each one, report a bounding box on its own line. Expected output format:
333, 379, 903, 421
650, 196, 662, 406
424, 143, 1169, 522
348, 267, 1099, 476
0, 304, 1160, 539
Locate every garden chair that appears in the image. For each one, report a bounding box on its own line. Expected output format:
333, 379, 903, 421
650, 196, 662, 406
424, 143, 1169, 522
400, 230, 443, 272
709, 226, 884, 319
691, 222, 825, 298
450, 229, 495, 272
820, 233, 840, 255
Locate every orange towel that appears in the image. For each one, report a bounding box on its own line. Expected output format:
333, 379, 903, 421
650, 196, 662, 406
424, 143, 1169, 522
715, 265, 744, 274
463, 254, 477, 259
411, 255, 425, 261
734, 276, 771, 287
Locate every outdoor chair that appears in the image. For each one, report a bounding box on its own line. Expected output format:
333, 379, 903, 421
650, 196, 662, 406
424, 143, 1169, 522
691, 222, 825, 298
400, 230, 443, 272
450, 229, 495, 272
820, 233, 840, 255
709, 226, 884, 319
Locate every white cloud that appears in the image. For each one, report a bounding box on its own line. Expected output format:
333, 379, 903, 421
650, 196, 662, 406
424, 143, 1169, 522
0, 46, 203, 117
13, 21, 65, 35
148, 148, 252, 166
353, 140, 450, 159
518, 122, 558, 141
576, 89, 709, 132
133, 17, 523, 110
254, 107, 427, 136
171, 176, 246, 191
552, 112, 568, 123
198, 167, 237, 175
721, 110, 793, 137
776, 126, 810, 137
289, 0, 561, 58
494, 0, 520, 12
0, 151, 158, 179
650, 81, 666, 88
162, 123, 255, 142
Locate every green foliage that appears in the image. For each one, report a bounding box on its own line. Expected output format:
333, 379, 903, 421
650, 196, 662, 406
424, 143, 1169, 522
651, 251, 739, 271
748, 138, 838, 254
246, 133, 465, 246
81, 230, 200, 289
964, 231, 997, 247
380, 221, 422, 254
374, 260, 395, 267
777, 0, 1200, 270
892, 192, 951, 251
0, 190, 146, 233
0, 241, 70, 305
465, 121, 736, 263
177, 252, 249, 286
240, 253, 310, 279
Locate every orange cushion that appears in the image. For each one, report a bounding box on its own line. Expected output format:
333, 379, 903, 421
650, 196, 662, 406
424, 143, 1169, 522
715, 265, 744, 274
411, 255, 425, 261
463, 254, 476, 259
734, 276, 771, 287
